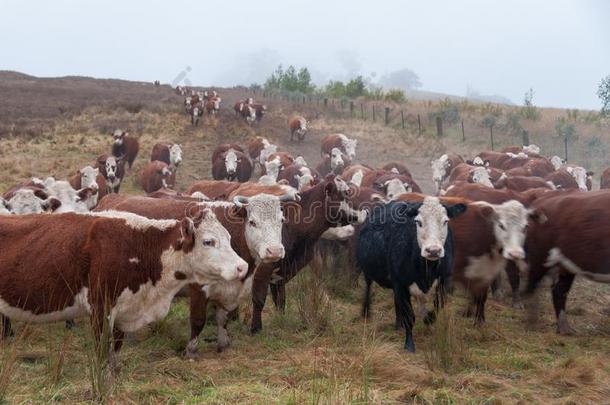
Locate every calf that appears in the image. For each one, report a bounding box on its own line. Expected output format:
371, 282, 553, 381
212, 149, 252, 182
431, 153, 465, 194
205, 97, 221, 116
601, 168, 610, 189
321, 134, 357, 160
96, 154, 126, 193
252, 103, 267, 123
315, 147, 349, 176
524, 191, 610, 334
276, 164, 319, 191
288, 115, 307, 142
151, 143, 183, 170
68, 166, 101, 209
111, 130, 139, 169
240, 103, 257, 124
140, 161, 175, 193
0, 210, 247, 368
357, 198, 467, 352
265, 152, 294, 174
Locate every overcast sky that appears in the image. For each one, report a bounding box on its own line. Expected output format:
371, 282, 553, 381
1, 0, 608, 109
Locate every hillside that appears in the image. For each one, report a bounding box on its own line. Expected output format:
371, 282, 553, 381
0, 73, 608, 404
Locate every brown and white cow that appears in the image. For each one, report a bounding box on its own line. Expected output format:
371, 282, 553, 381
151, 143, 183, 170
342, 164, 374, 186
276, 164, 319, 191
524, 191, 610, 334
111, 129, 139, 169
247, 136, 271, 163
431, 153, 465, 194
212, 148, 252, 182
186, 180, 242, 201
257, 157, 282, 185
288, 115, 307, 142
382, 162, 412, 177
140, 161, 175, 193
494, 175, 555, 192
191, 103, 203, 126
96, 154, 126, 194
3, 188, 61, 214
0, 210, 247, 368
544, 169, 580, 190
252, 103, 267, 123
249, 176, 367, 333
205, 97, 221, 116
68, 166, 101, 209
601, 168, 610, 189
444, 163, 494, 189
321, 134, 358, 160
315, 147, 350, 176
212, 144, 245, 163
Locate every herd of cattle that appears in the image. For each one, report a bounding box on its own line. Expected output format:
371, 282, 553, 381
0, 94, 609, 370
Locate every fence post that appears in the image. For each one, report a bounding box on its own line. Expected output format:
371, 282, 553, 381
401, 110, 405, 129
564, 136, 569, 162
373, 105, 376, 122
350, 101, 354, 117
302, 96, 305, 104
361, 104, 364, 120
417, 114, 422, 136
436, 116, 443, 137
461, 119, 465, 142
324, 98, 328, 108
490, 125, 495, 150
522, 129, 530, 146
384, 107, 390, 125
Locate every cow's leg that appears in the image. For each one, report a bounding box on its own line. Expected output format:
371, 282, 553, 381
393, 286, 415, 352
251, 264, 274, 334
215, 307, 230, 352
186, 284, 208, 359
361, 277, 373, 319
108, 328, 125, 373
270, 281, 286, 312
1, 315, 13, 338
473, 291, 488, 327
552, 271, 576, 335
505, 261, 523, 309
65, 320, 76, 329
490, 275, 504, 300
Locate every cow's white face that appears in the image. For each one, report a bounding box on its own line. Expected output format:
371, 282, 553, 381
192, 107, 201, 117
431, 154, 450, 191
225, 150, 238, 175
259, 145, 277, 165
294, 156, 308, 166
472, 156, 484, 166
112, 130, 125, 145
344, 138, 357, 160
8, 189, 54, 214
264, 157, 281, 181
213, 99, 220, 109
236, 194, 286, 263
296, 173, 314, 191
299, 117, 307, 130
385, 178, 411, 200
330, 148, 345, 171
246, 105, 256, 122
45, 180, 91, 213
79, 166, 99, 191
482, 200, 532, 261
414, 197, 451, 261
0, 197, 10, 215
185, 210, 248, 283
523, 144, 540, 155
169, 144, 183, 167
566, 166, 588, 191
105, 157, 119, 180
471, 167, 493, 188
550, 155, 564, 170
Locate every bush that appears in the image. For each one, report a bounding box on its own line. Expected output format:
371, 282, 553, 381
597, 75, 610, 116
384, 89, 406, 103
429, 98, 460, 124
520, 88, 540, 121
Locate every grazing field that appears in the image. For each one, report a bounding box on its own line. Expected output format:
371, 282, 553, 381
0, 72, 608, 404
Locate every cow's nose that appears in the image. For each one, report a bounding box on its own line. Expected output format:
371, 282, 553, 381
425, 246, 443, 258
265, 246, 285, 261
507, 249, 525, 260
236, 263, 249, 280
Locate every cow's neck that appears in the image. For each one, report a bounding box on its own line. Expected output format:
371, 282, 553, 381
294, 182, 332, 239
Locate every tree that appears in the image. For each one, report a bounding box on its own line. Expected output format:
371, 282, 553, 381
379, 68, 422, 90
325, 80, 346, 98
263, 64, 314, 93
345, 76, 367, 98
597, 75, 610, 116
297, 67, 313, 93
520, 88, 540, 121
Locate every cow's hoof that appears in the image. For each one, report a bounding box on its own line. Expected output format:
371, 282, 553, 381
557, 313, 576, 335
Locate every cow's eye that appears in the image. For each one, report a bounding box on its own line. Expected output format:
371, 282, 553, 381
499, 223, 506, 231
415, 220, 423, 227
202, 239, 216, 247
249, 220, 257, 227
443, 219, 449, 226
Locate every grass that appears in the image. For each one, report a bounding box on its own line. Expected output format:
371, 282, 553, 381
0, 77, 608, 403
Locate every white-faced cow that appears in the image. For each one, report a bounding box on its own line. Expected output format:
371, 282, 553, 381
315, 147, 349, 176
96, 154, 126, 194
212, 148, 252, 183
111, 130, 139, 169
151, 143, 183, 170
321, 134, 358, 160
68, 166, 101, 209
288, 116, 307, 142
191, 104, 203, 126
140, 161, 175, 193
431, 153, 465, 194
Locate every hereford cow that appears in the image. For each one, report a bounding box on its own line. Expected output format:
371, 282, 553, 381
3, 188, 61, 214
544, 170, 580, 190
186, 180, 242, 201
96, 154, 126, 193
601, 168, 610, 189
372, 173, 422, 199
96, 191, 292, 354
382, 162, 412, 177
212, 149, 252, 182
288, 116, 307, 142
358, 198, 467, 352
111, 130, 139, 169
505, 158, 556, 178
0, 210, 247, 368
342, 164, 374, 186
494, 175, 554, 192
68, 166, 101, 209
321, 134, 358, 160
562, 165, 593, 191
524, 191, 610, 335
191, 104, 203, 126
250, 176, 367, 334
431, 153, 465, 194
139, 161, 175, 193
315, 147, 349, 176
247, 136, 272, 163
264, 152, 294, 174
42, 178, 97, 213
205, 97, 221, 116
257, 157, 282, 185
212, 144, 245, 163
444, 164, 494, 189
151, 143, 183, 170
276, 164, 319, 191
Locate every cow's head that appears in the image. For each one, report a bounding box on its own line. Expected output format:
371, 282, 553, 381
104, 156, 122, 181
45, 180, 94, 213
7, 188, 62, 214
469, 167, 494, 188
224, 150, 239, 177
523, 144, 541, 155
565, 166, 589, 191
169, 144, 183, 168
324, 176, 367, 226
476, 200, 545, 261
78, 166, 99, 191
330, 148, 345, 172
233, 193, 296, 263
178, 209, 248, 283
0, 197, 10, 215
259, 144, 278, 165
344, 138, 357, 160
112, 129, 126, 145
264, 157, 281, 181
550, 155, 565, 170
294, 156, 308, 166
403, 197, 467, 261
384, 178, 411, 200
245, 105, 257, 123
431, 154, 450, 192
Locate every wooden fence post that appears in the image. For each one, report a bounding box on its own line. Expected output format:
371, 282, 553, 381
384, 107, 390, 125
461, 119, 465, 142
417, 114, 422, 136
401, 111, 405, 129
564, 136, 569, 162
490, 125, 495, 150
436, 116, 443, 137
373, 105, 376, 122
361, 104, 364, 120
324, 98, 328, 108
350, 101, 354, 117
302, 96, 305, 104
522, 129, 530, 146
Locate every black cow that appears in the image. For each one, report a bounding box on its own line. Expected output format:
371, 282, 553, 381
357, 197, 466, 352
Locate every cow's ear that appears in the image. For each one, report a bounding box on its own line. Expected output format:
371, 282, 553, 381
44, 197, 62, 212
445, 203, 467, 218
33, 189, 49, 200
528, 209, 547, 224
77, 187, 95, 202
324, 180, 336, 196
586, 171, 594, 177
478, 204, 496, 220
178, 217, 196, 252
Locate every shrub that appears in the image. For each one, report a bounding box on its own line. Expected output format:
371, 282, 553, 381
384, 89, 407, 103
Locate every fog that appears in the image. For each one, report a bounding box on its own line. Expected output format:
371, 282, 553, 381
0, 0, 608, 109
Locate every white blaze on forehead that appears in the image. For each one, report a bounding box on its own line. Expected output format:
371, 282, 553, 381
330, 148, 344, 169
478, 200, 529, 260
472, 156, 484, 166
8, 189, 47, 214
169, 144, 183, 166
385, 178, 408, 200
415, 197, 450, 259
242, 194, 285, 263
550, 156, 563, 170
225, 150, 238, 173
431, 154, 450, 182
471, 167, 493, 188
566, 166, 588, 191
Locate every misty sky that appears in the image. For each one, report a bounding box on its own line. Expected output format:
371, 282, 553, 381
1, 0, 608, 109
